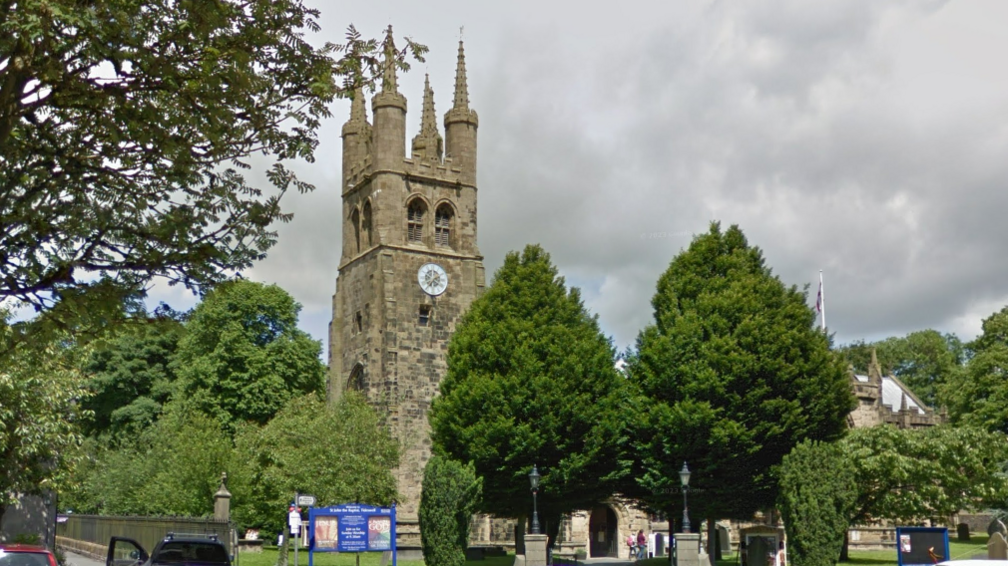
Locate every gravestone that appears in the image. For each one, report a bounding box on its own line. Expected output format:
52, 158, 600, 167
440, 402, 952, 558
958, 524, 971, 542
988, 519, 1007, 538
988, 532, 1008, 560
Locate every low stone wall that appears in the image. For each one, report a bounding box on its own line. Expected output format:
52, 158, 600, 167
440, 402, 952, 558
848, 527, 897, 550
57, 536, 107, 561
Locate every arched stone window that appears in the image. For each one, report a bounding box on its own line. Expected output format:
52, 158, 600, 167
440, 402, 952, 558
347, 364, 365, 391
350, 207, 361, 253
435, 203, 454, 248
407, 199, 426, 244
362, 201, 373, 248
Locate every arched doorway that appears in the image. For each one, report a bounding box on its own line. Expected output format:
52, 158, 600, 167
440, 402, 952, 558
588, 505, 618, 558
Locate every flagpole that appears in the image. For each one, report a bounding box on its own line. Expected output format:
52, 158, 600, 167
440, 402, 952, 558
819, 270, 826, 331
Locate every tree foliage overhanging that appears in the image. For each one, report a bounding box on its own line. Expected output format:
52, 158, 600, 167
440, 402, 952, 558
0, 315, 89, 523
430, 244, 631, 539
626, 222, 854, 520
1, 1, 425, 330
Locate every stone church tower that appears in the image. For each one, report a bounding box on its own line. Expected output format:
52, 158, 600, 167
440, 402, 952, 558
328, 28, 485, 526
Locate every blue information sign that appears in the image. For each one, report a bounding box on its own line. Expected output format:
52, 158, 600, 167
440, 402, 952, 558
308, 504, 397, 566
896, 527, 949, 566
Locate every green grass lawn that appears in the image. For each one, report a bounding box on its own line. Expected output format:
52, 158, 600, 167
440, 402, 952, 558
234, 546, 513, 566
234, 538, 991, 566
234, 547, 424, 566
839, 540, 989, 565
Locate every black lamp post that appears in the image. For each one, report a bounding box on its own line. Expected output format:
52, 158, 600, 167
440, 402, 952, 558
679, 462, 691, 534
529, 464, 541, 535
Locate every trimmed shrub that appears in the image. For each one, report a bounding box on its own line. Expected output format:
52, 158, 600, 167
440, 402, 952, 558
420, 455, 482, 566
778, 440, 857, 566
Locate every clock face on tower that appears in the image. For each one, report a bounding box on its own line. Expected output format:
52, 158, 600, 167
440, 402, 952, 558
418, 263, 448, 296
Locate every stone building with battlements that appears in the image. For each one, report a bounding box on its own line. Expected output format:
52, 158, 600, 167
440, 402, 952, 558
327, 28, 485, 547
848, 350, 946, 430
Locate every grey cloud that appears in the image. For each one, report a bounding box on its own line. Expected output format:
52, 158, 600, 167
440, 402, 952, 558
223, 0, 1008, 357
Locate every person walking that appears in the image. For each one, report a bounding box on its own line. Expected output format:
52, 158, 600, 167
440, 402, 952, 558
637, 530, 647, 560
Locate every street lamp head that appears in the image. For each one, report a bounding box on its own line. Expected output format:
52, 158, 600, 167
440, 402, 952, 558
529, 464, 540, 491
679, 462, 691, 488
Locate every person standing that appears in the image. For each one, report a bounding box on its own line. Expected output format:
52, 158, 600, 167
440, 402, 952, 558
637, 530, 647, 560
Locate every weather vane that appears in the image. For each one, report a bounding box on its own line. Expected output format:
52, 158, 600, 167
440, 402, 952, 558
460, 26, 464, 41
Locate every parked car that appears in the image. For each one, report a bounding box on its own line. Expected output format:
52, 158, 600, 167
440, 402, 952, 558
106, 534, 230, 566
0, 544, 58, 566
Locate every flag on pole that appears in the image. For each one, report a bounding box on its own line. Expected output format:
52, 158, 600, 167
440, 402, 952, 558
817, 271, 826, 331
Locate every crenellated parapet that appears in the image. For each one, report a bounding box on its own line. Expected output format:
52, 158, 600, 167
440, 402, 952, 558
344, 154, 471, 194
404, 154, 464, 184
848, 349, 944, 430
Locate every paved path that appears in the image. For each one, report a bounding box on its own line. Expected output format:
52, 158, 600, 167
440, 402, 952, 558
64, 551, 104, 566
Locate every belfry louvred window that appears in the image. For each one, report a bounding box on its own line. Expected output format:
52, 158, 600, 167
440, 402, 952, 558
407, 200, 426, 243
435, 205, 453, 247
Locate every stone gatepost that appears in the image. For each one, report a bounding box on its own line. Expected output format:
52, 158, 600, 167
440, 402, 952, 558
524, 534, 548, 566
675, 533, 703, 566
214, 473, 231, 521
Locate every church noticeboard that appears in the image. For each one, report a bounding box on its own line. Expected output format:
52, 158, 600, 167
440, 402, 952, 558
896, 527, 949, 566
308, 504, 396, 566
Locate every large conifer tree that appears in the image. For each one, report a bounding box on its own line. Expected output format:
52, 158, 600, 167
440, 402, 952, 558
627, 223, 853, 526
430, 244, 631, 546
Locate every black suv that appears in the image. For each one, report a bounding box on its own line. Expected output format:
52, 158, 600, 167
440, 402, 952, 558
107, 533, 231, 566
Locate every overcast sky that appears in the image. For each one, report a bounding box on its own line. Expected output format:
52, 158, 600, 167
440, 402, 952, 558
160, 0, 1008, 357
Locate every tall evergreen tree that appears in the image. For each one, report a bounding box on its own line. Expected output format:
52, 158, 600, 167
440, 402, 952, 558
430, 244, 631, 548
778, 440, 858, 566
627, 223, 854, 529
420, 456, 482, 566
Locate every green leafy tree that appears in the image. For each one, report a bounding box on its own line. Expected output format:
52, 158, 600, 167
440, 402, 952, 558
943, 307, 1008, 432
81, 318, 184, 440
843, 425, 1008, 528
430, 244, 630, 547
0, 316, 89, 524
839, 330, 965, 407
1, 2, 424, 326
64, 405, 232, 517
626, 223, 854, 533
777, 440, 857, 566
420, 456, 482, 566
230, 392, 398, 536
172, 280, 325, 430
